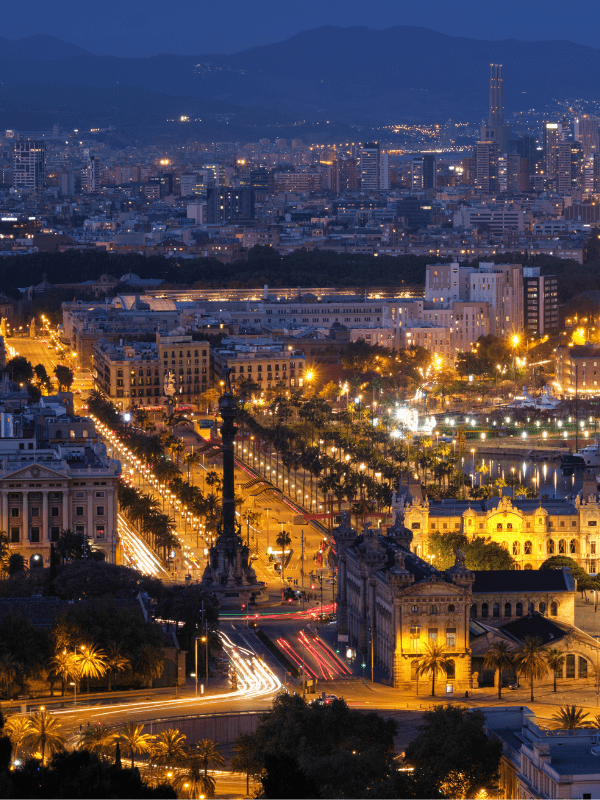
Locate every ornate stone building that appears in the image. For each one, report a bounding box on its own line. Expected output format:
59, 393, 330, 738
399, 492, 600, 573
334, 513, 577, 692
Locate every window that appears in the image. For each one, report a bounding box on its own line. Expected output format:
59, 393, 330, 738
492, 603, 500, 618
504, 602, 511, 617
446, 659, 455, 680
410, 625, 421, 645
446, 628, 456, 648
481, 603, 489, 618
96, 524, 105, 539
528, 602, 535, 614
558, 539, 566, 553
51, 506, 59, 517
429, 604, 438, 615
448, 604, 455, 612
428, 628, 438, 641
516, 602, 523, 617
547, 539, 555, 554
496, 523, 503, 531
411, 522, 421, 530
566, 653, 575, 679
512, 541, 520, 556
550, 601, 558, 617
411, 605, 419, 613
570, 539, 578, 554
470, 604, 477, 618
76, 506, 84, 516
95, 491, 105, 498
31, 507, 39, 517
10, 508, 19, 518
10, 527, 19, 543
30, 526, 40, 543
539, 602, 546, 615
96, 506, 105, 516
579, 657, 588, 678
592, 542, 597, 555
50, 527, 60, 542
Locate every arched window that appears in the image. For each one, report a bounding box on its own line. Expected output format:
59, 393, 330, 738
512, 541, 520, 556
566, 654, 575, 679
448, 604, 455, 612
446, 659, 456, 680
504, 602, 511, 617
470, 604, 477, 618
524, 540, 533, 555
559, 539, 566, 554
429, 604, 438, 615
570, 539, 578, 554
550, 601, 558, 617
493, 603, 500, 618
524, 563, 533, 570
539, 602, 546, 615
516, 602, 523, 617
55, 429, 62, 439
579, 657, 588, 678
528, 602, 535, 614
82, 429, 88, 438
70, 430, 75, 438
501, 541, 509, 550
481, 603, 489, 618
547, 539, 555, 555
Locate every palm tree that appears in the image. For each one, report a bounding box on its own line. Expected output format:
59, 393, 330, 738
414, 641, 453, 697
551, 705, 591, 730
275, 530, 292, 583
184, 451, 201, 485
48, 649, 79, 697
483, 641, 515, 700
134, 644, 164, 688
22, 710, 65, 765
545, 648, 566, 693
151, 728, 187, 773
77, 723, 119, 759
104, 642, 130, 692
174, 750, 217, 799
75, 644, 108, 693
120, 721, 154, 769
231, 732, 261, 797
514, 636, 548, 702
4, 716, 30, 760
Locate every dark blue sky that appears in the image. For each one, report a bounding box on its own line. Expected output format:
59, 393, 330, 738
6, 0, 600, 57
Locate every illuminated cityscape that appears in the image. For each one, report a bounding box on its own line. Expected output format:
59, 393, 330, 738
5, 10, 600, 799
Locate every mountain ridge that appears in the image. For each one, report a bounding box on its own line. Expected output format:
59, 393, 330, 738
2, 26, 600, 125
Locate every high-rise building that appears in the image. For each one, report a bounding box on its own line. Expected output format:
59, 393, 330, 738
523, 267, 558, 335
359, 143, 389, 191
411, 154, 436, 190
544, 123, 562, 181
557, 141, 583, 194
336, 157, 358, 192
83, 155, 100, 193
574, 115, 600, 158
480, 64, 510, 153
13, 140, 45, 191
206, 186, 254, 224
474, 140, 499, 193
505, 154, 530, 193
148, 173, 173, 198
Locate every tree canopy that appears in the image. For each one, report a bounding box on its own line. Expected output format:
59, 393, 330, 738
428, 531, 515, 570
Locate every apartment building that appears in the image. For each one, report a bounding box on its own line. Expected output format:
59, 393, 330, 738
212, 339, 306, 394
93, 333, 210, 410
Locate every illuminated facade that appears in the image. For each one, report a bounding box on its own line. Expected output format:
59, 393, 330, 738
13, 140, 45, 191
334, 509, 577, 693
556, 344, 600, 395
404, 493, 600, 574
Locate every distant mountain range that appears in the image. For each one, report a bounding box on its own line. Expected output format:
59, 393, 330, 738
2, 26, 600, 130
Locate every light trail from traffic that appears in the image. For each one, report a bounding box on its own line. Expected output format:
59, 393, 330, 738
38, 631, 282, 730
117, 513, 170, 578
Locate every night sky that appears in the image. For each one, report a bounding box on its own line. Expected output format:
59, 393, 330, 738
4, 0, 600, 57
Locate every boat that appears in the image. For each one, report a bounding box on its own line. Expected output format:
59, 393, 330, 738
576, 442, 600, 467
